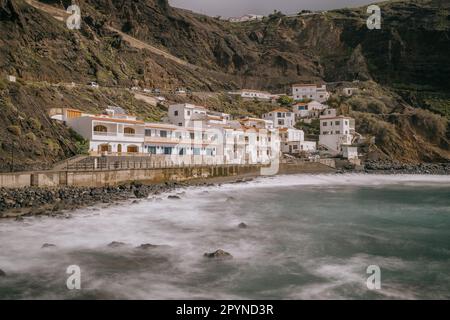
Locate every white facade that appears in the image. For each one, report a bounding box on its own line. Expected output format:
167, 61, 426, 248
7, 75, 16, 82
67, 115, 145, 154
262, 108, 295, 129
292, 84, 330, 103
293, 100, 328, 118
229, 14, 263, 22
167, 104, 231, 128
56, 104, 294, 165
167, 104, 207, 127
229, 89, 278, 101
319, 109, 355, 153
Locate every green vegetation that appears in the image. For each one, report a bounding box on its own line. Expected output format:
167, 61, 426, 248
295, 119, 320, 135
277, 95, 294, 106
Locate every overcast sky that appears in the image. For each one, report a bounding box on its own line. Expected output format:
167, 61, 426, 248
169, 0, 379, 17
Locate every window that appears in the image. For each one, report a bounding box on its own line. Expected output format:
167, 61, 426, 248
323, 122, 327, 126
190, 132, 195, 139
174, 110, 178, 116
178, 123, 182, 126
145, 129, 152, 136
94, 125, 107, 133
345, 120, 348, 125
160, 130, 167, 138
186, 110, 191, 116
124, 127, 135, 135
178, 148, 185, 155
278, 119, 284, 125
193, 148, 201, 155
164, 147, 172, 155
148, 146, 156, 154
335, 130, 340, 134
335, 121, 340, 125
277, 112, 282, 117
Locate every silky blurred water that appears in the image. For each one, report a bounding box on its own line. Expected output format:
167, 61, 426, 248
1, 174, 449, 299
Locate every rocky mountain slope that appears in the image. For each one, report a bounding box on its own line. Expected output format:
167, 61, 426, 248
0, 0, 449, 170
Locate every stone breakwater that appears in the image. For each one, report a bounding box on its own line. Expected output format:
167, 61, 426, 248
0, 181, 188, 219
362, 161, 450, 174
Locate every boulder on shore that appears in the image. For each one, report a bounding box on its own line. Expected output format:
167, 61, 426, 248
204, 249, 233, 259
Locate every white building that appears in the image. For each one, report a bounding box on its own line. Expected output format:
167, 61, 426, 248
167, 104, 231, 128
292, 100, 328, 118
228, 14, 264, 22
54, 105, 283, 164
229, 89, 279, 101
319, 109, 356, 154
262, 108, 295, 128
167, 104, 207, 127
292, 84, 330, 103
239, 117, 274, 130
64, 109, 145, 154
7, 75, 16, 82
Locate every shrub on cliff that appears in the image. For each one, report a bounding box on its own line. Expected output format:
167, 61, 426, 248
7, 125, 21, 136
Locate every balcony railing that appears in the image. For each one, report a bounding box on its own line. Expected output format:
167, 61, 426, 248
93, 131, 144, 138
93, 131, 117, 136
124, 133, 144, 138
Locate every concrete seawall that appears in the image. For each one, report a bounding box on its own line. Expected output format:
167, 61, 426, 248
0, 162, 335, 189
0, 165, 262, 188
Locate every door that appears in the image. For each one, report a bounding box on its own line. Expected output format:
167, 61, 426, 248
127, 145, 139, 153
117, 144, 122, 153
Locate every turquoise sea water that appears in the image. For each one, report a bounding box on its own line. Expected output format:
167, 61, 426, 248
0, 174, 449, 299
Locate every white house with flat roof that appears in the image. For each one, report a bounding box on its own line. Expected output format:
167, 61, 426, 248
292, 84, 330, 103
167, 104, 231, 128
66, 111, 145, 154
167, 104, 208, 127
229, 89, 279, 101
292, 100, 328, 118
319, 109, 356, 154
262, 108, 295, 128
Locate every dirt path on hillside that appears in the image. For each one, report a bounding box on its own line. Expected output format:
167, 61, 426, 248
25, 0, 192, 68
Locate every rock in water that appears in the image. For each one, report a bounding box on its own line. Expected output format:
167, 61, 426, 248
167, 195, 181, 200
204, 249, 233, 259
137, 243, 159, 250
238, 222, 248, 229
107, 241, 127, 248
0, 269, 6, 277
41, 243, 56, 249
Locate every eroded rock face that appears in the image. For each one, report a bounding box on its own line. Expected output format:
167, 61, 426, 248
204, 249, 233, 259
